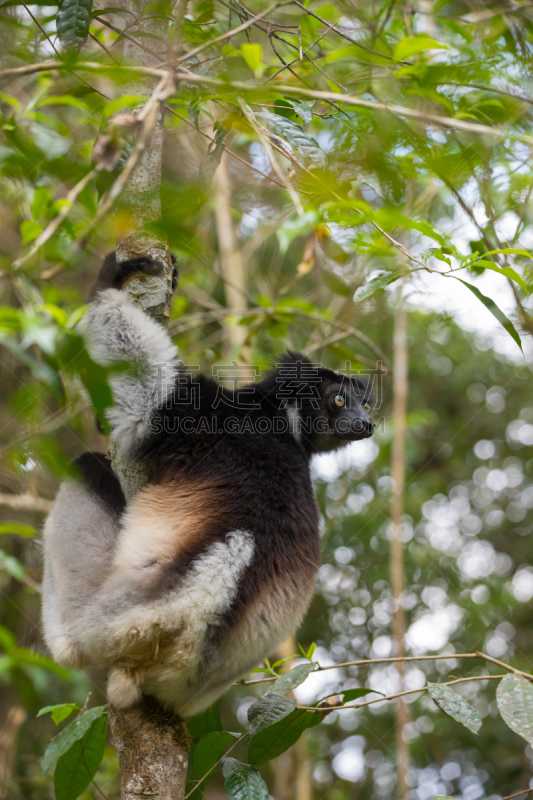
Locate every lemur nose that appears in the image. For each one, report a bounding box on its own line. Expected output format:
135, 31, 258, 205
362, 417, 375, 435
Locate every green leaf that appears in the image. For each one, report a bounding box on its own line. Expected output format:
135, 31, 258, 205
0, 521, 37, 538
20, 219, 41, 244
241, 43, 263, 73
56, 0, 93, 52
222, 758, 269, 800
457, 279, 522, 351
467, 260, 529, 293
256, 110, 326, 168
42, 706, 107, 775
291, 100, 314, 125
394, 36, 448, 60
38, 95, 91, 112
428, 683, 482, 734
188, 704, 222, 739
353, 271, 403, 301
53, 715, 107, 800
496, 673, 533, 745
248, 694, 296, 738
102, 95, 145, 119
277, 212, 318, 254
483, 248, 533, 258
192, 731, 238, 779
248, 707, 321, 765
342, 688, 381, 702
31, 186, 51, 220
0, 549, 26, 582
0, 625, 16, 652
38, 704, 81, 725
267, 664, 317, 695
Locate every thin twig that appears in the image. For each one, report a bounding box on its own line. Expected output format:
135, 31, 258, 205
241, 652, 481, 684
502, 789, 533, 800
183, 733, 248, 799
96, 16, 166, 63
240, 101, 305, 215
174, 2, 285, 64
265, 22, 336, 82
299, 674, 505, 713
14, 166, 102, 269
5, 63, 533, 148
0, 493, 53, 513
166, 108, 289, 189
291, 0, 397, 61
476, 650, 533, 681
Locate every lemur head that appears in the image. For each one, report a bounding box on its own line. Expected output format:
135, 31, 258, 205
261, 352, 376, 457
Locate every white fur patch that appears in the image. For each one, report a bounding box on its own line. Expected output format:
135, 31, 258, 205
79, 289, 178, 453
77, 530, 254, 669
285, 403, 302, 446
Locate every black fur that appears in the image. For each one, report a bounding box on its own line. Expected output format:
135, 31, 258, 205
89, 252, 178, 299
82, 254, 375, 660
73, 451, 126, 520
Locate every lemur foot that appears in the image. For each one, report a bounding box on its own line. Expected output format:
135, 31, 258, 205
107, 667, 142, 708
51, 636, 88, 669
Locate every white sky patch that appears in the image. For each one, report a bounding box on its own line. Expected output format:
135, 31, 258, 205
401, 203, 533, 364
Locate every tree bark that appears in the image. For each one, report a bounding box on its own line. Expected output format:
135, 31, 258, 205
271, 635, 313, 800
106, 3, 191, 797
108, 698, 189, 800
213, 152, 248, 357
390, 292, 411, 798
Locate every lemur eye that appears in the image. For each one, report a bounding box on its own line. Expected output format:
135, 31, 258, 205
334, 394, 345, 408
364, 404, 371, 413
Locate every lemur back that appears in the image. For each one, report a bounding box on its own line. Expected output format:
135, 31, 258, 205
42, 253, 375, 716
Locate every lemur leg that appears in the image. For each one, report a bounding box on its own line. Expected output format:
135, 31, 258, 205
42, 453, 125, 667
42, 559, 87, 669
79, 255, 179, 456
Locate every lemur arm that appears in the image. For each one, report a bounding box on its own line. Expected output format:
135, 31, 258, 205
80, 254, 179, 455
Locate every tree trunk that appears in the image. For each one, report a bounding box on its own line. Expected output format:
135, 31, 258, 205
271, 635, 313, 800
213, 152, 248, 357
108, 699, 189, 800
106, 3, 191, 796
390, 292, 411, 797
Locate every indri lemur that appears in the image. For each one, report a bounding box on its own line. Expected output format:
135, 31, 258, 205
42, 254, 375, 717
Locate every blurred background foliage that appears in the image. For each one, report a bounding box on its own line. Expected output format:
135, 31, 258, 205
1, 0, 533, 798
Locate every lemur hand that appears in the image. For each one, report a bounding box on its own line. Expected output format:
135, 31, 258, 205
90, 252, 179, 299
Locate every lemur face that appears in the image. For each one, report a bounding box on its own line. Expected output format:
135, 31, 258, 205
295, 374, 376, 455
324, 379, 375, 442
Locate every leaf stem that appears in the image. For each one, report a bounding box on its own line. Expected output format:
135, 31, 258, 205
183, 733, 248, 799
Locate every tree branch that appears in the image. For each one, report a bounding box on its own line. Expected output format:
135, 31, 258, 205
0, 493, 53, 513
4, 64, 533, 147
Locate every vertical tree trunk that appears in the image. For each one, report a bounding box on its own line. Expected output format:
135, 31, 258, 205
106, 4, 191, 797
213, 152, 248, 357
271, 635, 313, 800
0, 699, 26, 799
390, 293, 411, 797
